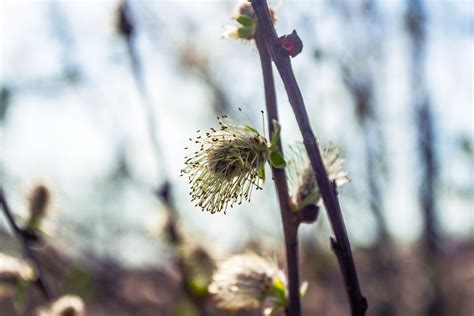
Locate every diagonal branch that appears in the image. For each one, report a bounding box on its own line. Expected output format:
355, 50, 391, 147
0, 187, 52, 300
251, 1, 367, 315
255, 28, 301, 316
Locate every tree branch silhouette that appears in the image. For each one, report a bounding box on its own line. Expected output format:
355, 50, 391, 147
251, 1, 367, 314
255, 27, 301, 316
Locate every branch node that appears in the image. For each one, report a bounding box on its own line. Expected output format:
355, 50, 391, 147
297, 204, 320, 224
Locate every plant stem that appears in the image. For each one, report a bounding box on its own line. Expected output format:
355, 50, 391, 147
255, 28, 301, 316
251, 1, 367, 315
0, 187, 52, 300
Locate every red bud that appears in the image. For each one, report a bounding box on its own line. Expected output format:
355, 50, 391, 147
277, 30, 303, 57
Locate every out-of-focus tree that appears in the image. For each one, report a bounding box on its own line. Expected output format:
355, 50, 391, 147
333, 0, 390, 245
405, 0, 444, 315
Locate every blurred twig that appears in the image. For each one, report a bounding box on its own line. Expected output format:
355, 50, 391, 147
251, 0, 367, 315
0, 187, 52, 300
48, 0, 82, 83
406, 0, 441, 262
118, 1, 166, 174
335, 3, 400, 315
329, 0, 389, 243
116, 2, 209, 314
156, 181, 209, 316
405, 1, 444, 315
340, 66, 389, 243
177, 43, 231, 115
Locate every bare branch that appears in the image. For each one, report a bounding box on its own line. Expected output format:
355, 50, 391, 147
255, 27, 301, 316
250, 1, 367, 314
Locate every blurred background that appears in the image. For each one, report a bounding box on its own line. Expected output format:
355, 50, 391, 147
0, 0, 472, 315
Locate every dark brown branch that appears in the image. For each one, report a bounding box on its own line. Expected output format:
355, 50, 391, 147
0, 187, 52, 300
251, 1, 367, 315
255, 28, 301, 316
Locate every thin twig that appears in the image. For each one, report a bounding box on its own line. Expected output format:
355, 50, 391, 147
117, 3, 208, 314
0, 187, 52, 300
255, 28, 301, 316
157, 182, 209, 316
405, 1, 443, 314
251, 1, 367, 314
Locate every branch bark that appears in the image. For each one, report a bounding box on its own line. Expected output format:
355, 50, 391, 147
255, 28, 301, 316
251, 1, 367, 314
